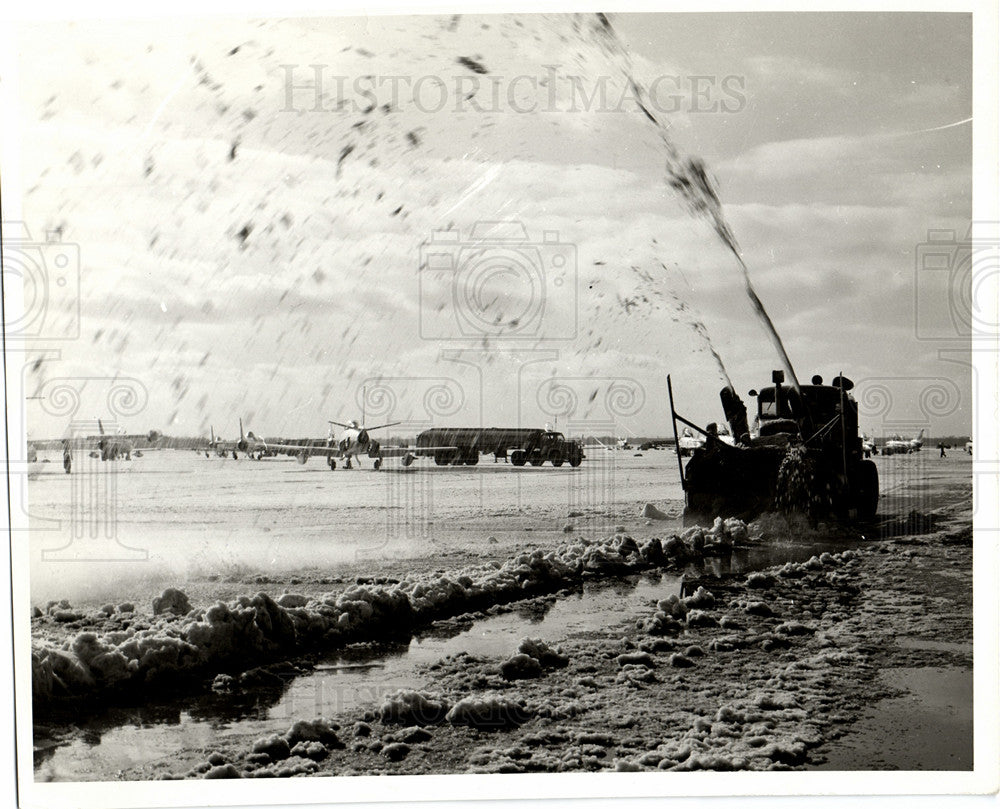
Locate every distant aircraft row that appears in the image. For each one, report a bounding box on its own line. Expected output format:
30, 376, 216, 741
39, 414, 933, 470
674, 426, 925, 458
205, 418, 415, 469
204, 420, 585, 470
880, 429, 925, 456
204, 419, 931, 467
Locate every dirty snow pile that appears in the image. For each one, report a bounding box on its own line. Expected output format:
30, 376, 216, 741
155, 529, 972, 777
450, 549, 871, 774
31, 519, 751, 706
159, 718, 344, 779
501, 637, 570, 681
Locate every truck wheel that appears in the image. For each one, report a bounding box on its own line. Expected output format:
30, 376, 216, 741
530, 458, 544, 467
552, 458, 564, 467
569, 456, 582, 467
511, 451, 527, 467
434, 452, 448, 466
854, 460, 879, 520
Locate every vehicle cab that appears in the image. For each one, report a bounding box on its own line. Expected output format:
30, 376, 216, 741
749, 371, 859, 450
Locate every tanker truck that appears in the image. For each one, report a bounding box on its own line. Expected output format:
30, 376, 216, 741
415, 427, 584, 467
669, 371, 879, 525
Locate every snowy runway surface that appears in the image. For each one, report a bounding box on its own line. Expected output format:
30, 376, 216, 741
26, 450, 975, 781
27, 448, 680, 606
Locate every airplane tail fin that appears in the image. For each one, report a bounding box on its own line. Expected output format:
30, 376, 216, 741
240, 418, 245, 441
98, 418, 105, 435
211, 426, 216, 445
917, 429, 925, 441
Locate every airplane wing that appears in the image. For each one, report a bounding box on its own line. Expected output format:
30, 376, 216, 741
208, 439, 237, 451
374, 445, 458, 459
366, 421, 403, 432
265, 441, 344, 458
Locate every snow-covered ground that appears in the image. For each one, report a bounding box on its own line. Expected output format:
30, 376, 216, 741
27, 447, 682, 607
26, 450, 974, 781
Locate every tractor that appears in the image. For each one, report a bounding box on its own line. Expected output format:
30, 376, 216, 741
669, 370, 879, 525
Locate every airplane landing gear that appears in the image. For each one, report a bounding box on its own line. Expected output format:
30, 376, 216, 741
373, 458, 382, 470
328, 457, 337, 470
232, 451, 238, 460
345, 457, 353, 469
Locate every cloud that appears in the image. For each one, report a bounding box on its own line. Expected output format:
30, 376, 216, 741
12, 13, 973, 437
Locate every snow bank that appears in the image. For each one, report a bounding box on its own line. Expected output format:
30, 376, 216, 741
152, 588, 192, 616
516, 637, 569, 669
378, 690, 449, 726
500, 653, 543, 680
375, 689, 532, 731
615, 548, 870, 771
445, 695, 532, 729
32, 519, 751, 707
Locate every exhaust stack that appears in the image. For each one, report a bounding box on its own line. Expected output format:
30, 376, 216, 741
719, 386, 749, 443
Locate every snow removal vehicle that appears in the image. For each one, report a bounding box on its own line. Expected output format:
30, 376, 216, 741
668, 370, 879, 525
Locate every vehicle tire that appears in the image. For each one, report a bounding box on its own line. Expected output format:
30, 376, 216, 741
569, 455, 582, 467
464, 454, 478, 466
434, 452, 448, 466
511, 451, 527, 467
552, 458, 564, 467
853, 460, 879, 520
530, 457, 544, 467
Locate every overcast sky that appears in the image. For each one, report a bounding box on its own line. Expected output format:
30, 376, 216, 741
9, 11, 976, 440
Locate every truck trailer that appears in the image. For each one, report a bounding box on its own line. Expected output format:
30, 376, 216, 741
415, 427, 584, 467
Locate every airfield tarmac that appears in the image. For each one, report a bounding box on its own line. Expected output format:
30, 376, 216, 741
26, 448, 679, 608
25, 449, 975, 779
